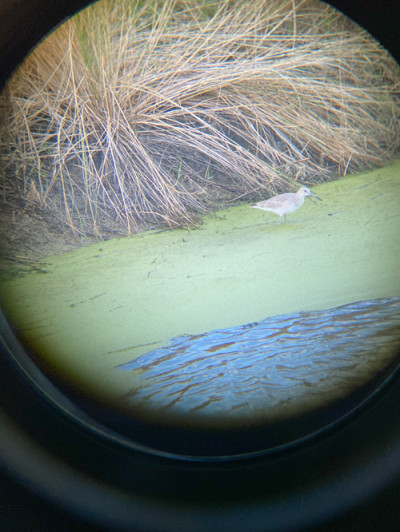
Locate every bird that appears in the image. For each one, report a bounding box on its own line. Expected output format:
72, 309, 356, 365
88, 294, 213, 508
251, 186, 322, 223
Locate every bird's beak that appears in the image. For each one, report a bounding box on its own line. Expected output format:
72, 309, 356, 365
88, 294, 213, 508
311, 192, 322, 201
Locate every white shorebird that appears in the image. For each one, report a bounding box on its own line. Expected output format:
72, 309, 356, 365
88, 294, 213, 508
251, 186, 322, 223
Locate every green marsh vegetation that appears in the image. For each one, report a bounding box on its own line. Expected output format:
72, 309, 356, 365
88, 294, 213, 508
1, 0, 399, 240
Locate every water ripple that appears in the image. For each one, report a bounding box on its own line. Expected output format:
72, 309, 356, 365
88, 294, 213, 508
120, 297, 400, 420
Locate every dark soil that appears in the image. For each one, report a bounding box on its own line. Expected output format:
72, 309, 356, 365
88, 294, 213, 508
0, 170, 254, 277
0, 196, 98, 277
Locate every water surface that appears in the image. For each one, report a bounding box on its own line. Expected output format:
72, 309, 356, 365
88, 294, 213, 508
121, 297, 400, 425
0, 162, 399, 413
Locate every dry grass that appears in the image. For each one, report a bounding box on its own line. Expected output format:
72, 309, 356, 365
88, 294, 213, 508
1, 0, 400, 236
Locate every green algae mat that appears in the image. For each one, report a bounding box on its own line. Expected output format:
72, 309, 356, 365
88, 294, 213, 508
1, 161, 400, 403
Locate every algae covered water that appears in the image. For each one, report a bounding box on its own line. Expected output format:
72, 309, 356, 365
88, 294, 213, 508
1, 162, 400, 426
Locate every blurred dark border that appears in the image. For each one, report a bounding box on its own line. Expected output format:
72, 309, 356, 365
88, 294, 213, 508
0, 0, 87, 90
1, 0, 399, 90
1, 1, 400, 531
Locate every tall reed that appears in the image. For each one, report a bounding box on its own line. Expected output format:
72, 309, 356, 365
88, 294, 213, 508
2, 0, 399, 235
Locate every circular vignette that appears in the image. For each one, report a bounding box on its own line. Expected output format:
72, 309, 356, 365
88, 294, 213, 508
1, 1, 400, 531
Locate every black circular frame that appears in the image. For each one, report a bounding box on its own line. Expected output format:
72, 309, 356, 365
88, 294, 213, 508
1, 1, 400, 530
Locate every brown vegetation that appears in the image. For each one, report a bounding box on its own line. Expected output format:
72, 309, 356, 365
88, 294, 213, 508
1, 0, 399, 238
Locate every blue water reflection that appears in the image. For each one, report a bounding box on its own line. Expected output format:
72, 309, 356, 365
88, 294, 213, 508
120, 298, 400, 420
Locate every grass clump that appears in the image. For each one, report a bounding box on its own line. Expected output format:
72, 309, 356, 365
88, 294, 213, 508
1, 0, 399, 237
